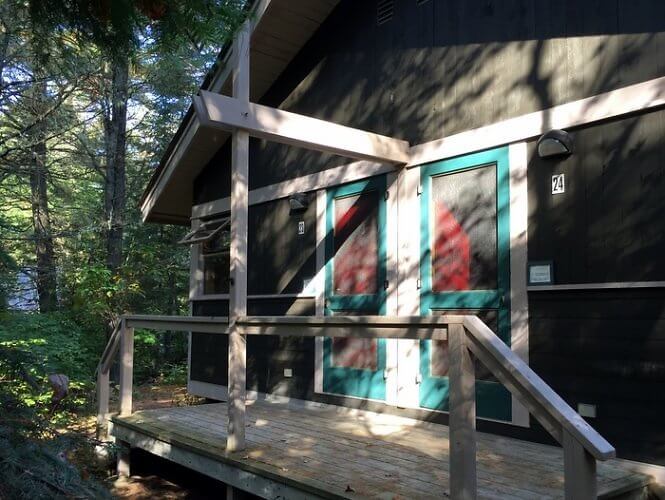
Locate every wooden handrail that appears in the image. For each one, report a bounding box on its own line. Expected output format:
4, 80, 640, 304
99, 320, 123, 374
462, 315, 615, 460
96, 313, 614, 499
236, 315, 463, 340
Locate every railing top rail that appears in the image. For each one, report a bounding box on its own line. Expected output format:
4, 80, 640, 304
236, 315, 464, 340
123, 314, 230, 334
99, 320, 123, 374
462, 315, 615, 461
238, 315, 466, 326
123, 314, 230, 323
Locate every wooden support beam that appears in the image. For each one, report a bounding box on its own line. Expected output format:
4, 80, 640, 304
124, 315, 229, 334
118, 321, 134, 417
96, 368, 110, 440
448, 324, 477, 500
227, 20, 250, 453
236, 315, 455, 340
116, 439, 131, 478
195, 91, 410, 164
563, 431, 597, 500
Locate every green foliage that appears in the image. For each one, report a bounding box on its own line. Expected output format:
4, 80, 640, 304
28, 0, 247, 57
159, 362, 188, 385
0, 0, 242, 494
0, 389, 111, 499
0, 312, 101, 412
0, 313, 111, 498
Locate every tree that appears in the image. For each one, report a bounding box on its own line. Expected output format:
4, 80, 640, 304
28, 0, 246, 275
27, 22, 57, 311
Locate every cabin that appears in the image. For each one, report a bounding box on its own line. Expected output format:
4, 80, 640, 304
97, 0, 665, 498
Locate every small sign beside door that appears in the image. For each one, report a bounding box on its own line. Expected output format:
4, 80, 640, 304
551, 173, 565, 195
528, 261, 554, 285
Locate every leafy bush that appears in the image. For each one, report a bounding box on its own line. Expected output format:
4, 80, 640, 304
0, 313, 112, 498
159, 362, 188, 385
0, 311, 101, 414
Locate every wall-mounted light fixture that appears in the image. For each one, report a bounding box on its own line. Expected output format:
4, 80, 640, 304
537, 129, 574, 159
288, 193, 309, 212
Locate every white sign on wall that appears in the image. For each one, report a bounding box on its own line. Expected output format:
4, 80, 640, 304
551, 173, 565, 195
528, 262, 554, 285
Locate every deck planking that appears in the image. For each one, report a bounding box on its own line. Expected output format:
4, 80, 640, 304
111, 400, 650, 499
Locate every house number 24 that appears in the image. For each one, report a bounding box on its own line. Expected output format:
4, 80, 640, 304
551, 173, 565, 195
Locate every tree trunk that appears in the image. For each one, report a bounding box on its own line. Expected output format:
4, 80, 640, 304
29, 72, 57, 312
103, 52, 129, 273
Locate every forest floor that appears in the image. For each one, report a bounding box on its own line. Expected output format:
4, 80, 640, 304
67, 384, 228, 499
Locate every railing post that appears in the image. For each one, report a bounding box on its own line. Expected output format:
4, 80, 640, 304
96, 368, 110, 439
448, 323, 477, 500
227, 19, 250, 453
563, 430, 597, 500
118, 320, 134, 417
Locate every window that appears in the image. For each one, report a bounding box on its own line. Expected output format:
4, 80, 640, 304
180, 217, 230, 295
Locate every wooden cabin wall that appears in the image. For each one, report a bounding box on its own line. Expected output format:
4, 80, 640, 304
189, 195, 318, 398
190, 0, 665, 464
191, 298, 316, 399
194, 0, 665, 200
526, 107, 665, 465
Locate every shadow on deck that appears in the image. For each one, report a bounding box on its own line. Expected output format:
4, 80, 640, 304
109, 399, 652, 499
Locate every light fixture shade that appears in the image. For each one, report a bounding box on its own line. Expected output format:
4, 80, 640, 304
288, 193, 309, 212
537, 129, 573, 159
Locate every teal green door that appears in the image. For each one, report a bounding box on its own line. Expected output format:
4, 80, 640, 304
323, 176, 387, 400
419, 147, 512, 421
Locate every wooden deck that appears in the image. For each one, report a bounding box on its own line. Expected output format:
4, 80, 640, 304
110, 400, 651, 499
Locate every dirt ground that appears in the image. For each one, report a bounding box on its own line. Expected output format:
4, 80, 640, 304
71, 384, 234, 499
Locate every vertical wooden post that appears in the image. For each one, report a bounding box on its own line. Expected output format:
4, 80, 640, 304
118, 320, 134, 417
448, 324, 477, 500
116, 439, 131, 478
227, 20, 250, 453
96, 368, 110, 439
563, 430, 597, 500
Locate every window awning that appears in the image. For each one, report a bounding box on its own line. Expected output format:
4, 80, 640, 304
178, 217, 230, 246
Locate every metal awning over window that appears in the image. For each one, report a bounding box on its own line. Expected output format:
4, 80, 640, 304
178, 217, 230, 246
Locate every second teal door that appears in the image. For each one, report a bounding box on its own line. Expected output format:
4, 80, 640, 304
419, 147, 512, 421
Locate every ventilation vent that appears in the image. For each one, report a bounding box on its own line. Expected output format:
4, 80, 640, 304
416, 0, 430, 4
377, 0, 394, 25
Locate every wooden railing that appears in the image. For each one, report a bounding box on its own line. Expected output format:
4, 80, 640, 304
96, 314, 615, 500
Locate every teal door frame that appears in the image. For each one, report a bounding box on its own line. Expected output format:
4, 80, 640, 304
323, 176, 387, 400
419, 147, 512, 421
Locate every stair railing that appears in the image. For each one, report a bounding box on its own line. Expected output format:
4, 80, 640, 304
95, 314, 615, 500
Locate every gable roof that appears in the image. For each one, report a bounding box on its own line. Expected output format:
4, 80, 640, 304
140, 0, 340, 225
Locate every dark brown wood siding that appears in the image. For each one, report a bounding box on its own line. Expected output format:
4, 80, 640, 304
194, 0, 665, 201
524, 107, 665, 465
190, 297, 315, 399
527, 107, 665, 284
528, 289, 665, 465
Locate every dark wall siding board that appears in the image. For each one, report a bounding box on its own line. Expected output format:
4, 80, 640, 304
193, 141, 232, 205
247, 197, 317, 294
193, 0, 665, 198
528, 107, 665, 284
191, 196, 318, 295
527, 289, 665, 465
190, 298, 315, 398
